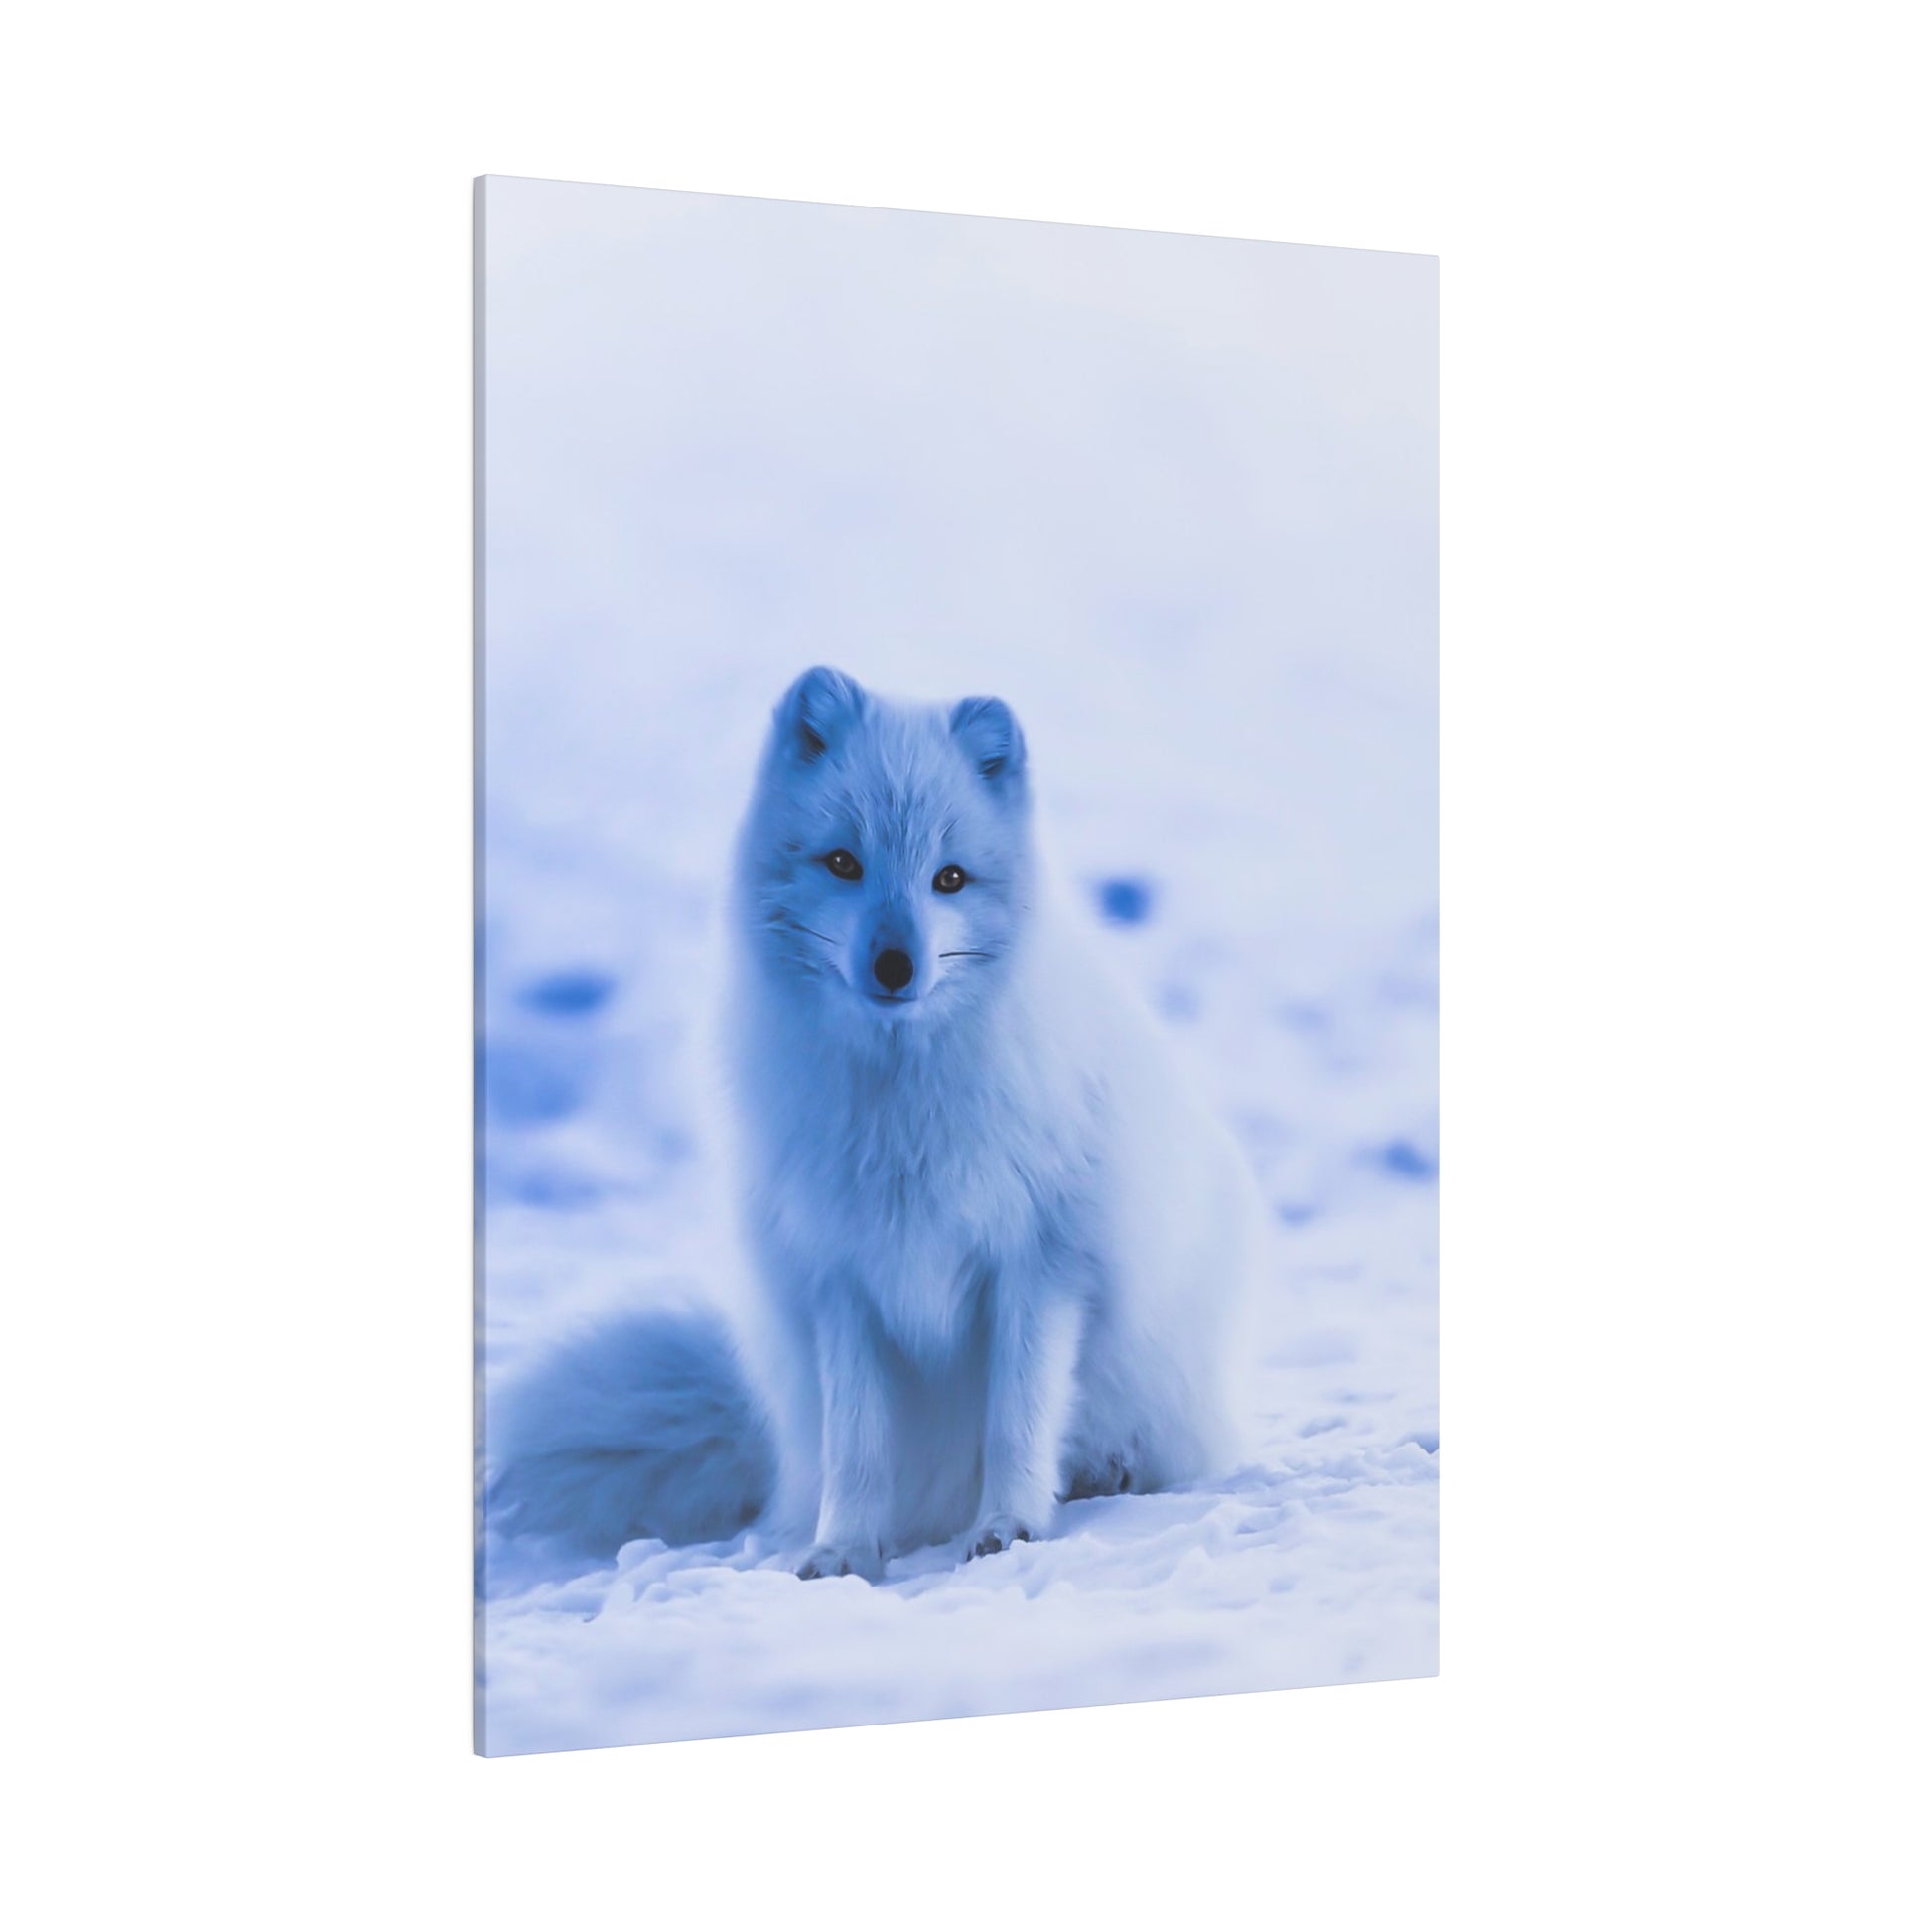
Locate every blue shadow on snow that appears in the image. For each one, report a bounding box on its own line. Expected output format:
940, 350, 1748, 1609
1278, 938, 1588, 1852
1094, 877, 1155, 926
518, 969, 616, 1018
1375, 1139, 1438, 1183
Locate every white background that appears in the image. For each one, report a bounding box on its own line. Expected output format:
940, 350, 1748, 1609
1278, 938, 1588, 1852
3, 2, 1926, 1925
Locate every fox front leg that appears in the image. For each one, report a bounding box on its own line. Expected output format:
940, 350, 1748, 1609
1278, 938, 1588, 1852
795, 1298, 894, 1582
969, 1287, 1084, 1559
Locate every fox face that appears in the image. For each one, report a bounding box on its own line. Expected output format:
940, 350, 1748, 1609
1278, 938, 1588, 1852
737, 666, 1033, 1021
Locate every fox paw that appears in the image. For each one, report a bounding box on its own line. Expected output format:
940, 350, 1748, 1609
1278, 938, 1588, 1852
968, 1513, 1038, 1559
796, 1540, 883, 1583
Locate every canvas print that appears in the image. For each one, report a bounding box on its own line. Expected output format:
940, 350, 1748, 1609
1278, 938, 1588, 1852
475, 175, 1438, 1755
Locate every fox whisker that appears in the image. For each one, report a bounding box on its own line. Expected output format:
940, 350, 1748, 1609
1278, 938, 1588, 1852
939, 950, 995, 959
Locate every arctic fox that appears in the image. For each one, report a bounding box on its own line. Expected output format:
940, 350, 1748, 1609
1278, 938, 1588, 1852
488, 667, 1260, 1581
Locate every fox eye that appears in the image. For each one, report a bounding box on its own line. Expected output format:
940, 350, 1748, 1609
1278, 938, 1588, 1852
822, 849, 863, 881
932, 864, 968, 894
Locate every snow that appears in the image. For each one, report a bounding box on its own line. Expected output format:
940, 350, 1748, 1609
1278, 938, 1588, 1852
477, 177, 1438, 1754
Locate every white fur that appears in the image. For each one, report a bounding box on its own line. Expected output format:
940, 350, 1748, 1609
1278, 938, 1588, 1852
727, 667, 1259, 1580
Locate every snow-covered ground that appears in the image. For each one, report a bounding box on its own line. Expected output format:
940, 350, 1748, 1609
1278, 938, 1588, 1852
477, 178, 1437, 1754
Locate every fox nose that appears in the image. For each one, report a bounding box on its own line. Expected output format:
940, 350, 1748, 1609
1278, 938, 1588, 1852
873, 948, 914, 993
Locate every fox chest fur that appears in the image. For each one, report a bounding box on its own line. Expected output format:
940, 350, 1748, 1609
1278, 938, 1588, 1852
741, 1015, 1103, 1364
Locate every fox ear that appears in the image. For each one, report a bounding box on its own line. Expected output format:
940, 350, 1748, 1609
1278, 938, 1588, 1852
949, 696, 1027, 789
776, 665, 866, 763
